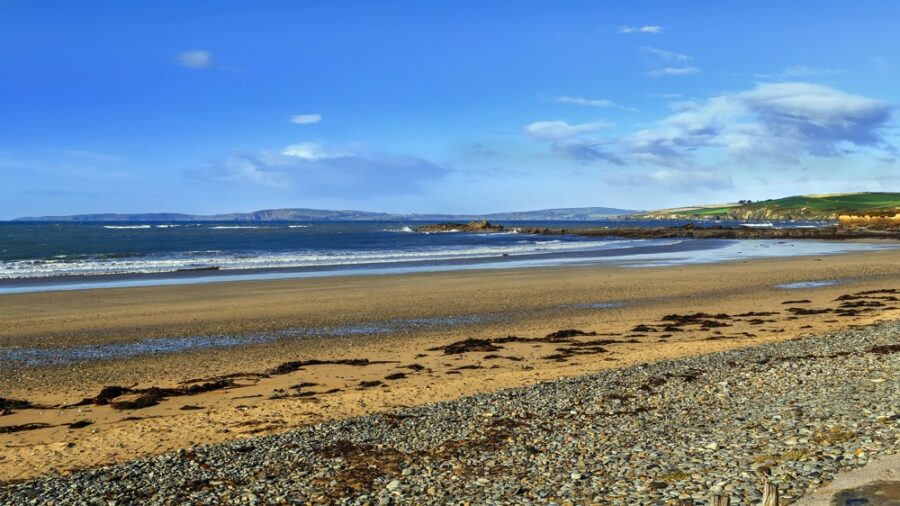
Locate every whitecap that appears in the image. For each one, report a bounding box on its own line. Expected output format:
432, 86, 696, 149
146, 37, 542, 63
384, 226, 414, 233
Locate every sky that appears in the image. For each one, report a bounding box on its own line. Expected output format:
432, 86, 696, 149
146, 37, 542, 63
1, 0, 899, 218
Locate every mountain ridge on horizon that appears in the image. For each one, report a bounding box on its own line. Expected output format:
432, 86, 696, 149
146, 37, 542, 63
13, 192, 900, 223
10, 206, 639, 223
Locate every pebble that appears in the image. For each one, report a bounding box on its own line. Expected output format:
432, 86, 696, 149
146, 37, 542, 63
0, 321, 898, 505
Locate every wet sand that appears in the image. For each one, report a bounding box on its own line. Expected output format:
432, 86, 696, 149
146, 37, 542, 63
1, 249, 899, 481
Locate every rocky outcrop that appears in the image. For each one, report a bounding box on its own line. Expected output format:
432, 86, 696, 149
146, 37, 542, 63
415, 221, 900, 240
414, 220, 507, 233
568, 224, 899, 240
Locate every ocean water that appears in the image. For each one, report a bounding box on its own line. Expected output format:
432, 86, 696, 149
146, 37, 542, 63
0, 220, 893, 293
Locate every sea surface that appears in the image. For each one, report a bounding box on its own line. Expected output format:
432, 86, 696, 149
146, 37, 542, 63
0, 220, 894, 294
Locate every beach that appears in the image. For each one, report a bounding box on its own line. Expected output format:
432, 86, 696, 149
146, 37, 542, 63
1, 248, 899, 486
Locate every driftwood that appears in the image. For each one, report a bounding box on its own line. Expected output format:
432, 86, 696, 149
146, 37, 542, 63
710, 494, 730, 506
761, 482, 779, 506
710, 481, 779, 506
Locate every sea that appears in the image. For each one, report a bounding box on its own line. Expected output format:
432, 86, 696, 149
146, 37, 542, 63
0, 220, 895, 294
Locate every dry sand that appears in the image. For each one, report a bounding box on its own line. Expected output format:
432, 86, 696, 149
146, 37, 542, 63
795, 453, 900, 505
1, 249, 899, 481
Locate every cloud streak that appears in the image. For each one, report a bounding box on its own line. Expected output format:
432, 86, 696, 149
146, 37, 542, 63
290, 114, 322, 125
553, 96, 615, 107
176, 50, 213, 69
620, 25, 662, 34
649, 66, 700, 77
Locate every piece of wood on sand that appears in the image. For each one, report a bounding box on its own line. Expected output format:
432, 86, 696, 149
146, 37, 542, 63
761, 481, 779, 506
710, 494, 730, 506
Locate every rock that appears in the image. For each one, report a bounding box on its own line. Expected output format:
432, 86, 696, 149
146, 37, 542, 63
414, 221, 506, 233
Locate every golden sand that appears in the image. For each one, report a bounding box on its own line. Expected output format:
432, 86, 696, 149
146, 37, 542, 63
1, 249, 899, 480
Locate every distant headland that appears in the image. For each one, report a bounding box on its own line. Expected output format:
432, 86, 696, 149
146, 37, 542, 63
11, 207, 637, 223
10, 191, 900, 223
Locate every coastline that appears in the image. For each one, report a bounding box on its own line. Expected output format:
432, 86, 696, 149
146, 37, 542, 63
1, 236, 896, 295
1, 249, 899, 481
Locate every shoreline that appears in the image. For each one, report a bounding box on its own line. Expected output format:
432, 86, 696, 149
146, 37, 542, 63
1, 250, 899, 480
1, 236, 897, 295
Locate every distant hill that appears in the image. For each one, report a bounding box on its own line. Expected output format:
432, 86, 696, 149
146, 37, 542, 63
636, 192, 900, 221
12, 207, 637, 223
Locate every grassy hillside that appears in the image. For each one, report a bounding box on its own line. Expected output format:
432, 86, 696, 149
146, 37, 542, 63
639, 192, 900, 221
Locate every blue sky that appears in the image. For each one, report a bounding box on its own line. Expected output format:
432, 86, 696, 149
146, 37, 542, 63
1, 1, 898, 218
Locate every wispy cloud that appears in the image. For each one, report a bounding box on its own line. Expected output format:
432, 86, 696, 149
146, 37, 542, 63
290, 114, 322, 125
189, 142, 449, 195
649, 66, 700, 77
642, 46, 699, 77
175, 50, 213, 69
754, 65, 842, 80
553, 96, 615, 108
524, 120, 612, 140
620, 25, 662, 34
608, 168, 733, 191
871, 57, 889, 73
552, 139, 625, 166
0, 150, 136, 180
524, 121, 621, 165
641, 46, 691, 63
780, 65, 841, 78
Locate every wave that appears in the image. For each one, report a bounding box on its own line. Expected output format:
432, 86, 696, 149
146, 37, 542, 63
155, 224, 180, 228
0, 238, 664, 279
102, 225, 152, 229
209, 226, 264, 229
288, 225, 310, 228
384, 226, 414, 233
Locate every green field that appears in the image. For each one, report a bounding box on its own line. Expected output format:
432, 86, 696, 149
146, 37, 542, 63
641, 192, 900, 221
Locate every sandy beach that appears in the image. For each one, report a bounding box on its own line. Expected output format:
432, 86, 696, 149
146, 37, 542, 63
1, 249, 899, 482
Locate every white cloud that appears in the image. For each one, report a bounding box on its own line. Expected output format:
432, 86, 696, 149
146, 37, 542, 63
281, 142, 344, 161
649, 66, 700, 77
176, 50, 213, 69
527, 82, 894, 173
524, 120, 611, 140
624, 81, 895, 163
620, 25, 662, 34
554, 96, 615, 107
290, 114, 322, 125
